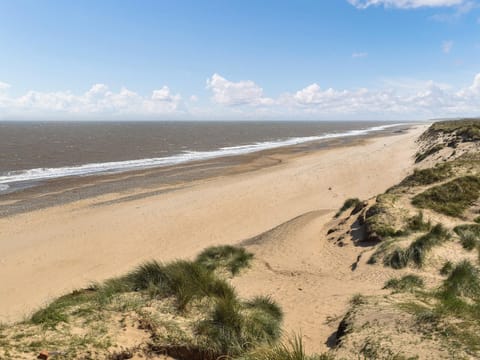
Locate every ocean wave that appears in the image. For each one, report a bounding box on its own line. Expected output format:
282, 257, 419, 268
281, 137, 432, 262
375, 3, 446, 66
0, 123, 404, 186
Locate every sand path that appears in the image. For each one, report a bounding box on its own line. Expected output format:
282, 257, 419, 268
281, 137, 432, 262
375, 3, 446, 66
0, 125, 426, 331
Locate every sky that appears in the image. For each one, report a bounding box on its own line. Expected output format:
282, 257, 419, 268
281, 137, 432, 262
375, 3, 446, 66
0, 0, 480, 121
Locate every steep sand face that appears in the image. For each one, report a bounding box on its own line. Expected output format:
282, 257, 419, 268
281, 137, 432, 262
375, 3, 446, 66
0, 125, 427, 326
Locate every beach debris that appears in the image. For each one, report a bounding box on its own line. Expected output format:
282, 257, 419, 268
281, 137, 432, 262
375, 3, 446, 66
37, 350, 65, 359
37, 351, 49, 360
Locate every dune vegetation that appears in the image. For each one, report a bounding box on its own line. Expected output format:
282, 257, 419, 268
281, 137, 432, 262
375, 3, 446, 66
331, 119, 480, 359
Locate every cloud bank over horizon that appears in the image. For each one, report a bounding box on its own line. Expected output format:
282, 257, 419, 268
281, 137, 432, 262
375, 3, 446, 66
348, 0, 468, 9
0, 73, 479, 121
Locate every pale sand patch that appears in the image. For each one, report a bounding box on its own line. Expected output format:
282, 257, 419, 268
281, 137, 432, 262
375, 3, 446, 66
0, 125, 427, 334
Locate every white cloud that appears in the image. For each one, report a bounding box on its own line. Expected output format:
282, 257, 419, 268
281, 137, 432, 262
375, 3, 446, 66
152, 86, 181, 103
0, 81, 10, 91
280, 74, 480, 118
0, 83, 183, 119
1, 74, 480, 120
189, 95, 199, 102
352, 52, 368, 58
442, 40, 454, 53
431, 1, 477, 21
348, 0, 466, 9
206, 73, 274, 106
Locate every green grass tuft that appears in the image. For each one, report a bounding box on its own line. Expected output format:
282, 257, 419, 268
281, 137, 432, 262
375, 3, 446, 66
440, 260, 480, 300
196, 293, 283, 356
454, 224, 480, 251
384, 275, 425, 292
384, 224, 450, 268
440, 261, 454, 276
195, 245, 254, 275
29, 289, 96, 328
406, 211, 431, 232
244, 296, 284, 321
350, 294, 367, 306
412, 176, 480, 217
241, 336, 334, 360
122, 260, 225, 310
335, 198, 362, 218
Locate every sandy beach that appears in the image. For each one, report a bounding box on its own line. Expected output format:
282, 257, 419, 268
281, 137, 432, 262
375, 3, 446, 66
0, 124, 427, 351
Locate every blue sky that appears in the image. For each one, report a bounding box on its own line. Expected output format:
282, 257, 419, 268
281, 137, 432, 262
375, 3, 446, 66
0, 0, 479, 120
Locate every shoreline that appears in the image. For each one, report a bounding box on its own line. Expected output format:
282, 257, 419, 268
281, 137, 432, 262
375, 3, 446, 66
0, 124, 427, 340
0, 124, 412, 218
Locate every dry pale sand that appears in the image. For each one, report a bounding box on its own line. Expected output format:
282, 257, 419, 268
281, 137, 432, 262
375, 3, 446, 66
0, 125, 427, 351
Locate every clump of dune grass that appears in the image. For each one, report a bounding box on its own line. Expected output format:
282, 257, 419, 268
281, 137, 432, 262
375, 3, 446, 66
401, 164, 452, 186
440, 261, 454, 276
24, 248, 285, 359
454, 224, 480, 251
350, 294, 367, 306
335, 198, 362, 218
241, 336, 334, 360
440, 260, 480, 300
244, 296, 283, 321
125, 260, 236, 311
195, 245, 253, 275
406, 211, 431, 232
384, 224, 450, 269
475, 216, 480, 224
412, 176, 480, 217
29, 288, 97, 328
408, 224, 451, 266
384, 275, 424, 293
195, 294, 283, 356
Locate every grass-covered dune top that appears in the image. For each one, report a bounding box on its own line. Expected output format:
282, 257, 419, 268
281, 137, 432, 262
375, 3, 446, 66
412, 175, 480, 218
428, 119, 480, 141
415, 119, 480, 163
0, 245, 295, 360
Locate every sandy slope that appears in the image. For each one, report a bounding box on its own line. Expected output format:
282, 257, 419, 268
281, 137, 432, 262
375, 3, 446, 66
0, 125, 426, 334
232, 209, 405, 354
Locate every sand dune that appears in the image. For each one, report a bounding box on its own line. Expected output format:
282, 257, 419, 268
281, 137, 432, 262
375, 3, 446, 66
0, 124, 427, 338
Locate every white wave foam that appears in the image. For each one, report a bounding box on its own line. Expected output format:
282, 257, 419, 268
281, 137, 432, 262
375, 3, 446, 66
0, 184, 9, 192
0, 123, 404, 185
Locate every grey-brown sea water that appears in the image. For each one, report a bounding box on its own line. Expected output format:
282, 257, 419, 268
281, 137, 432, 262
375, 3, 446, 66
0, 121, 404, 191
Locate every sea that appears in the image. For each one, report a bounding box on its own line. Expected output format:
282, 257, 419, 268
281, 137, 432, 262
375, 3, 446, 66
0, 121, 407, 194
